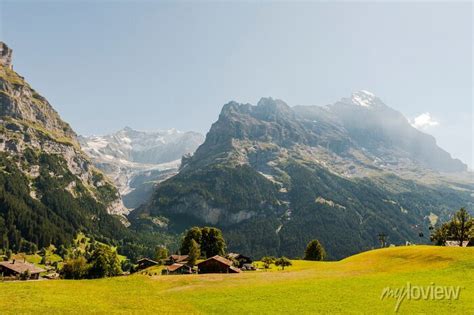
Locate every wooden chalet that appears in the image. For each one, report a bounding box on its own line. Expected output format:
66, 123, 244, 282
162, 263, 193, 275
197, 255, 241, 274
0, 260, 45, 280
165, 254, 189, 265
136, 258, 159, 271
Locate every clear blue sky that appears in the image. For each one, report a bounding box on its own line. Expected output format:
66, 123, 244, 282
0, 1, 472, 168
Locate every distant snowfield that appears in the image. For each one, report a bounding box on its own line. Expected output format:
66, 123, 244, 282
79, 127, 204, 208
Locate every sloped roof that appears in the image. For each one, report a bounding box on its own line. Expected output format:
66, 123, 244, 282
137, 258, 159, 264
197, 256, 242, 273
229, 266, 241, 273
0, 260, 45, 274
170, 255, 189, 262
198, 255, 233, 267
166, 263, 188, 272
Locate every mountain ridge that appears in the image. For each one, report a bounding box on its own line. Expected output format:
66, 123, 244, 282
130, 95, 473, 259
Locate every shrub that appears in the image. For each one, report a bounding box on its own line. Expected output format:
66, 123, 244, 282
275, 257, 292, 270
261, 256, 275, 270
61, 256, 89, 279
304, 240, 326, 261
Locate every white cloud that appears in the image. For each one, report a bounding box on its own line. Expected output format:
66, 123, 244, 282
410, 112, 439, 130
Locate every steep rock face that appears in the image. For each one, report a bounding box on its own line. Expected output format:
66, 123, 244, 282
79, 127, 204, 208
0, 43, 12, 70
0, 42, 128, 251
131, 95, 473, 259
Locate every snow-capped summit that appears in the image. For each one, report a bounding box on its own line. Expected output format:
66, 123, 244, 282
349, 90, 377, 107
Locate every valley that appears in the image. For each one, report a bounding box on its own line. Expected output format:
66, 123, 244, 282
1, 246, 473, 314
0, 2, 472, 314
1, 39, 472, 261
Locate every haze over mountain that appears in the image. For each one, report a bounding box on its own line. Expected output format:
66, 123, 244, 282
79, 128, 204, 208
130, 94, 473, 259
4, 2, 471, 169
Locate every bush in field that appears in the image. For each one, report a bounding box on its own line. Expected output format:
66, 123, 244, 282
304, 240, 326, 261
275, 257, 292, 270
61, 256, 89, 279
261, 256, 275, 270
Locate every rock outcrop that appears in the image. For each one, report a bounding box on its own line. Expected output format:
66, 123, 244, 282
0, 42, 12, 69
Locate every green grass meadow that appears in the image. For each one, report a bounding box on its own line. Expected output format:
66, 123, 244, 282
1, 246, 473, 314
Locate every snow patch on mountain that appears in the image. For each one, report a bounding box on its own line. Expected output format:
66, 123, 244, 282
79, 127, 204, 209
351, 90, 376, 107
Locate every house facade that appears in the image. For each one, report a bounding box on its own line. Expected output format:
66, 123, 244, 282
197, 255, 241, 274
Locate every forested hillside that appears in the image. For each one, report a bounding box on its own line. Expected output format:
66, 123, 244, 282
130, 97, 473, 259
0, 42, 137, 254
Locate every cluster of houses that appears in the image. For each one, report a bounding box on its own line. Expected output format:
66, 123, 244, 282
0, 252, 255, 281
1, 238, 470, 281
137, 253, 255, 275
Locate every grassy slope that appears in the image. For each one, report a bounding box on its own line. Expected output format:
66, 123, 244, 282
1, 246, 473, 314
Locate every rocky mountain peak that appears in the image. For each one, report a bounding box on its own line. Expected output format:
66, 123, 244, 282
0, 42, 13, 69
0, 42, 76, 140
253, 97, 293, 122
340, 90, 381, 108
257, 97, 290, 109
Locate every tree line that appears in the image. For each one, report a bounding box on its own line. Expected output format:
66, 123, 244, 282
431, 208, 473, 246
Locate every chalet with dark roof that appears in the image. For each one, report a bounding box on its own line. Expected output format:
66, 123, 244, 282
162, 263, 193, 275
136, 258, 159, 271
197, 255, 241, 274
0, 260, 45, 280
